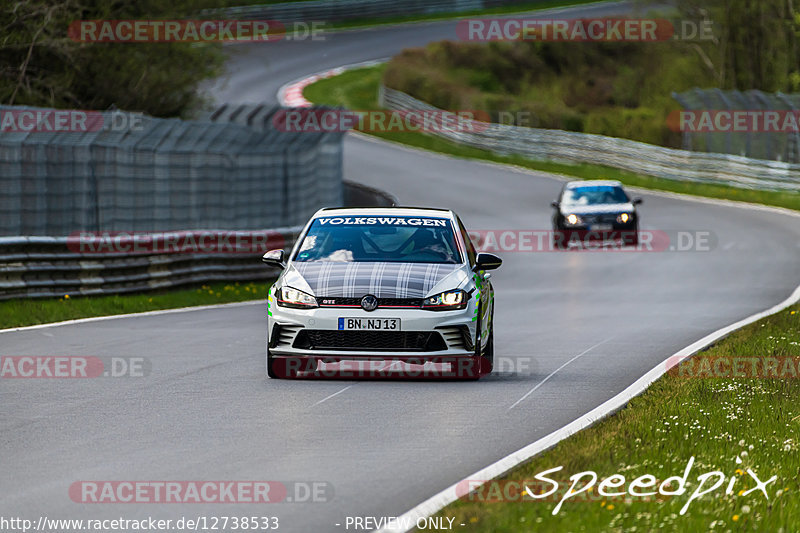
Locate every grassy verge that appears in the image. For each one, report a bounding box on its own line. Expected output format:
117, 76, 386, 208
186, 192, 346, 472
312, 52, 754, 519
428, 304, 800, 531
304, 65, 800, 212
0, 281, 272, 330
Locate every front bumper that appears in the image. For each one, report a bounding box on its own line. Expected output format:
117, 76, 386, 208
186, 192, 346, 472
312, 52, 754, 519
267, 303, 476, 359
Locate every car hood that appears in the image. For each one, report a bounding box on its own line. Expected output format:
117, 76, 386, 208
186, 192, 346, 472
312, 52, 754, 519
560, 202, 634, 215
284, 261, 465, 299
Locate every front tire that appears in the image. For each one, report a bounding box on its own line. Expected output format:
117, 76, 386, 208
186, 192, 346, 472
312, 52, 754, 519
267, 350, 280, 379
552, 230, 568, 250
623, 227, 639, 247
267, 351, 317, 379
481, 328, 494, 375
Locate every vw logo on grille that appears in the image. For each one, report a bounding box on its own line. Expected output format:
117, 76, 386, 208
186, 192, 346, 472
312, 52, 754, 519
360, 294, 378, 312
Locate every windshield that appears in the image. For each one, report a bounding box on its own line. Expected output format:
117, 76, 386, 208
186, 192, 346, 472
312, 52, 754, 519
561, 185, 630, 206
293, 216, 462, 264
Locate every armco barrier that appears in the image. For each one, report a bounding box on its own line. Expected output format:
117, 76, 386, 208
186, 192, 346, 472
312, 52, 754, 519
0, 228, 301, 300
380, 85, 800, 192
213, 0, 545, 24
0, 175, 397, 300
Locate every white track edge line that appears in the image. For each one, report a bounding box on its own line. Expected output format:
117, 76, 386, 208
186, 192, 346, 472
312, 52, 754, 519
376, 283, 800, 533
0, 299, 267, 334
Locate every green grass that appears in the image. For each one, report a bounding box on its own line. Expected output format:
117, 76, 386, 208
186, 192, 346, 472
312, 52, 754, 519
427, 304, 800, 531
0, 281, 271, 330
304, 64, 800, 212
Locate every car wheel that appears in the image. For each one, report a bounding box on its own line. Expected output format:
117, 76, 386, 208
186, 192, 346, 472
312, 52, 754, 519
266, 349, 281, 379
481, 329, 494, 374
552, 230, 567, 250
459, 316, 493, 380
623, 228, 639, 247
479, 316, 495, 376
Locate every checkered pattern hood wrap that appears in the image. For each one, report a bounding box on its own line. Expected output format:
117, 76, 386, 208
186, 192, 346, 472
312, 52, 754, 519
292, 262, 461, 298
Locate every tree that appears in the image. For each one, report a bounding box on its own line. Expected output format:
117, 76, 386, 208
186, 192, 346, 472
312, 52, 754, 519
0, 0, 225, 116
661, 0, 799, 91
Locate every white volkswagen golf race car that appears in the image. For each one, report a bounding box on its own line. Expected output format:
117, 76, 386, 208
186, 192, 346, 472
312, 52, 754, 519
262, 207, 502, 379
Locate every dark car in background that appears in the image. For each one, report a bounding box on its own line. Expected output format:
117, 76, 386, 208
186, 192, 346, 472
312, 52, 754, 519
551, 180, 643, 249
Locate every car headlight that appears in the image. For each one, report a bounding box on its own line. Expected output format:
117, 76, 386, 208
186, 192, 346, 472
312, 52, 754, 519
565, 214, 582, 225
277, 286, 318, 309
616, 213, 632, 224
423, 289, 467, 310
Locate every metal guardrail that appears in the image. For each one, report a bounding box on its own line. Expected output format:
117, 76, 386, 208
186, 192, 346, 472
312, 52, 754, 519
0, 182, 397, 300
380, 85, 800, 192
213, 0, 544, 24
0, 228, 301, 300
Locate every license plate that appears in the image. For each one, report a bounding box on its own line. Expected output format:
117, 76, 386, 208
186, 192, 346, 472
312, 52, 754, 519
590, 224, 612, 231
338, 318, 401, 331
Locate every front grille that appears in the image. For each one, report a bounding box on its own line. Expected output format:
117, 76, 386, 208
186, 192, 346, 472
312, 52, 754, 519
316, 297, 423, 308
293, 330, 447, 351
580, 213, 618, 224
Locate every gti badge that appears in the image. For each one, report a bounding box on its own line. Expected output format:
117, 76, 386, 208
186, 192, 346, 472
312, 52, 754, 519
360, 294, 378, 312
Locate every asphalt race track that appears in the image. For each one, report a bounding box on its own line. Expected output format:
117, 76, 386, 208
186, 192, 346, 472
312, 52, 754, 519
3, 2, 800, 532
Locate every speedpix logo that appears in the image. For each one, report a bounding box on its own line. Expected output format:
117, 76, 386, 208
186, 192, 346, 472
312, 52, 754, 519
456, 457, 776, 516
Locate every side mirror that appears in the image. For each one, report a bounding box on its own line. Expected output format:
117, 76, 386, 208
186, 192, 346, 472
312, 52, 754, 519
474, 252, 502, 271
551, 201, 560, 209
262, 249, 286, 269
632, 197, 643, 205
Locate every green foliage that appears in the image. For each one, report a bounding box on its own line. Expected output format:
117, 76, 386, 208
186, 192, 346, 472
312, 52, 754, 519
383, 39, 715, 146
384, 1, 800, 147
671, 0, 800, 91
0, 0, 224, 116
